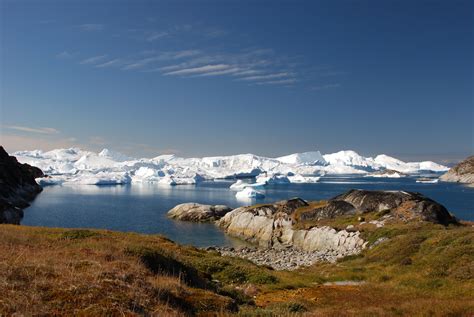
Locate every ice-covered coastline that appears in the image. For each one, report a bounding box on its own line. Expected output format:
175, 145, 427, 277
13, 148, 448, 186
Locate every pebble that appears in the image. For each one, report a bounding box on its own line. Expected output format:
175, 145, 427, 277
208, 246, 359, 271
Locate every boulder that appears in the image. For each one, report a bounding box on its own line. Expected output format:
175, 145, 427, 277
167, 203, 232, 222
332, 189, 455, 225
218, 190, 456, 255
440, 156, 474, 185
297, 200, 356, 222
217, 198, 365, 255
0, 146, 43, 224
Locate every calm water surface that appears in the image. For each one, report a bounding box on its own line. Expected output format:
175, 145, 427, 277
22, 176, 474, 247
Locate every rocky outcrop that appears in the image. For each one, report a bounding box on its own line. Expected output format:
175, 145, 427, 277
297, 200, 356, 221
217, 190, 455, 256
217, 198, 365, 256
440, 156, 474, 186
167, 203, 232, 222
0, 146, 43, 224
332, 189, 456, 225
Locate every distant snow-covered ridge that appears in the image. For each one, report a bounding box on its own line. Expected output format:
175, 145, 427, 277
13, 148, 448, 186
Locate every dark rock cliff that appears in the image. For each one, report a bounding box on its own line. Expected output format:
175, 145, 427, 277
0, 146, 43, 224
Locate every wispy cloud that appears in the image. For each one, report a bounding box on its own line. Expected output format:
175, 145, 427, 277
122, 50, 201, 70
56, 51, 74, 59
232, 69, 265, 76
79, 23, 104, 31
62, 22, 336, 88
256, 78, 297, 85
80, 55, 108, 65
239, 72, 292, 81
95, 59, 123, 68
4, 125, 59, 134
164, 64, 231, 76
311, 83, 341, 91
122, 57, 161, 70
147, 31, 168, 41
194, 67, 243, 77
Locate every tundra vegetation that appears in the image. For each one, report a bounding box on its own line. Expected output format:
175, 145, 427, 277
0, 216, 472, 316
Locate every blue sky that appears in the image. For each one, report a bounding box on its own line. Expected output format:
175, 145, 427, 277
1, 0, 472, 162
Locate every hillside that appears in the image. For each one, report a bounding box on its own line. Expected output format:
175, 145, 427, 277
1, 219, 472, 316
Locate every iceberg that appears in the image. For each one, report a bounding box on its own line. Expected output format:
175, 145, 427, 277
69, 171, 132, 185
277, 151, 327, 166
235, 187, 265, 199
99, 148, 133, 162
287, 175, 321, 183
229, 179, 266, 191
13, 147, 448, 186
256, 174, 290, 184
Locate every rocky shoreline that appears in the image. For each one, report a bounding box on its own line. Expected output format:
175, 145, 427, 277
206, 246, 347, 270
440, 155, 474, 186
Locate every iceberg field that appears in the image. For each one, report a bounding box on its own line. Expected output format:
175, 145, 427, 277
13, 148, 448, 186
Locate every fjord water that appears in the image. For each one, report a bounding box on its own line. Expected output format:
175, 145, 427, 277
22, 177, 474, 247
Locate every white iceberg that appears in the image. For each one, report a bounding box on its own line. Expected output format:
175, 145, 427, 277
13, 147, 448, 186
287, 175, 321, 183
365, 172, 405, 178
235, 187, 265, 199
69, 171, 132, 185
277, 151, 327, 166
229, 179, 266, 191
99, 148, 133, 162
256, 174, 290, 184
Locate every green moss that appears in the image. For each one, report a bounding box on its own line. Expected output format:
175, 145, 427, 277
60, 229, 101, 240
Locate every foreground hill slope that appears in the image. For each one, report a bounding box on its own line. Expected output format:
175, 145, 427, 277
1, 220, 472, 316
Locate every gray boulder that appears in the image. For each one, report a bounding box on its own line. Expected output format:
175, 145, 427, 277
297, 200, 356, 222
332, 189, 455, 225
167, 203, 232, 222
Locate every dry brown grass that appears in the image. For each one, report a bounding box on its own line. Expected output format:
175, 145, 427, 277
0, 226, 236, 316
0, 221, 473, 316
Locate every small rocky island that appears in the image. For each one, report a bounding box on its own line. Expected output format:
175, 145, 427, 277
440, 155, 474, 186
168, 189, 456, 270
0, 146, 43, 224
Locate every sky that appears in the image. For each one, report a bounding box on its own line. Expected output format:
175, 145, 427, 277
0, 0, 472, 162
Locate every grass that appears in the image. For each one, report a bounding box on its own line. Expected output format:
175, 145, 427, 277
0, 220, 473, 316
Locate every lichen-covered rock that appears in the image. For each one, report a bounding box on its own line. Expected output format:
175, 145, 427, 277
217, 198, 365, 255
440, 156, 474, 185
167, 203, 232, 222
333, 189, 455, 225
0, 146, 43, 224
218, 190, 456, 256
297, 200, 356, 221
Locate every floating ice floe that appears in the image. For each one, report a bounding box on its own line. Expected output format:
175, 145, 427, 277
229, 180, 266, 191
235, 187, 265, 199
365, 172, 406, 178
416, 178, 439, 184
287, 175, 321, 183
